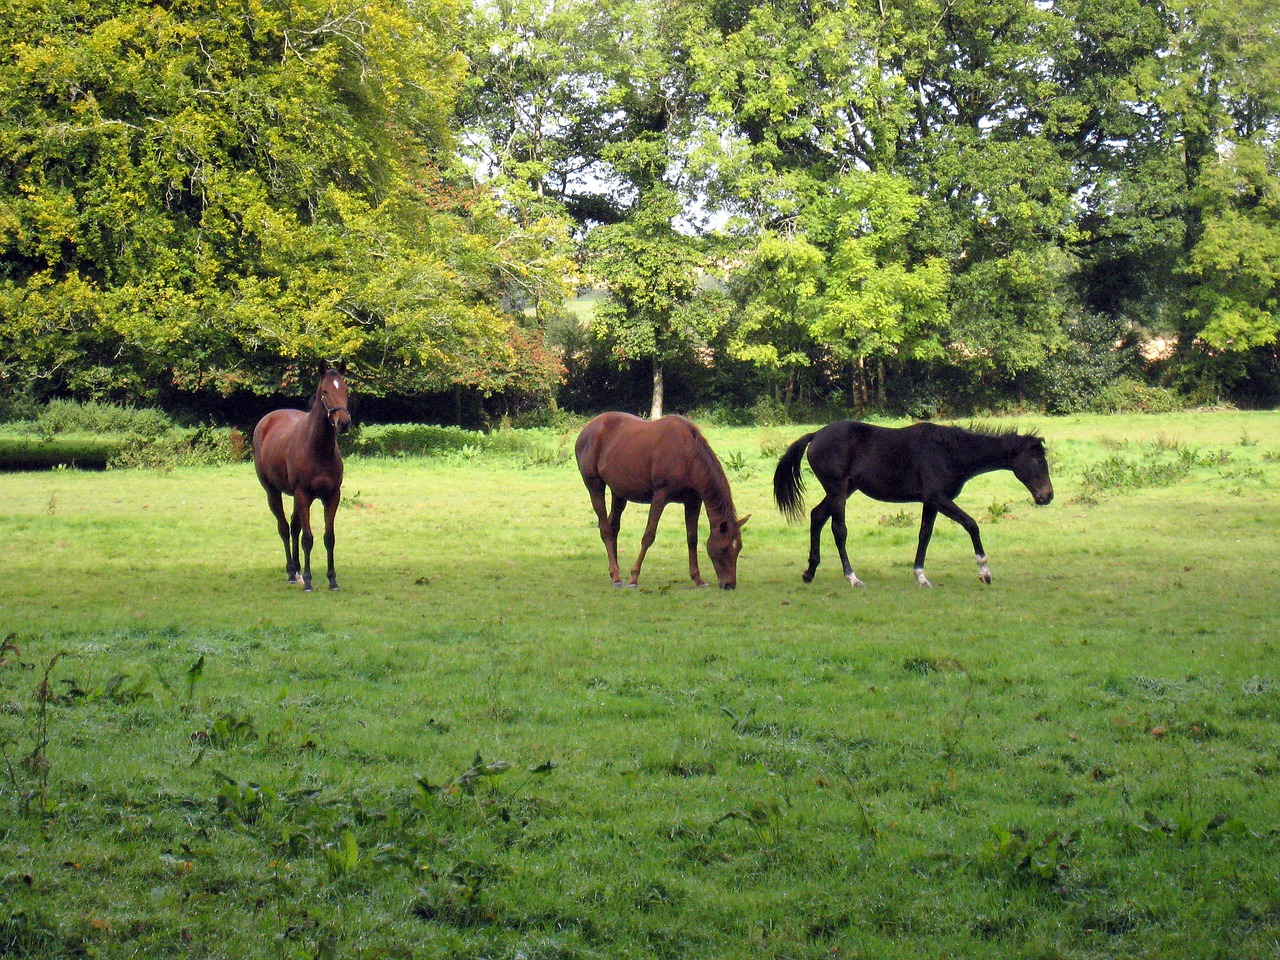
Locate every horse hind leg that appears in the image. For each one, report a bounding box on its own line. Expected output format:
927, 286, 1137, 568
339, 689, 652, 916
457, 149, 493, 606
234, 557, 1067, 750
292, 493, 315, 591
803, 498, 831, 583
585, 480, 625, 585
266, 489, 298, 584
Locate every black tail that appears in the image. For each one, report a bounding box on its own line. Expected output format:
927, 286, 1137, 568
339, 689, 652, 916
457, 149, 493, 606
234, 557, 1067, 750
773, 433, 815, 524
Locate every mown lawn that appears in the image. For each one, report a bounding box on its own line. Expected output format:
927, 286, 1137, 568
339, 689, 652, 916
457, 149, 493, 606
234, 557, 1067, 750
2, 411, 1279, 959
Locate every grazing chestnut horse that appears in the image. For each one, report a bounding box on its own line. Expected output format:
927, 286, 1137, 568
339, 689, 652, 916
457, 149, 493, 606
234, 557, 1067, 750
774, 420, 1052, 587
576, 412, 749, 589
252, 363, 352, 591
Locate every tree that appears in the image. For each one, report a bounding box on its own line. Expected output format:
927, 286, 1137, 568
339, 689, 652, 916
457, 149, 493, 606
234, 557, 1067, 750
807, 171, 949, 407
726, 230, 825, 410
1183, 142, 1280, 384
0, 0, 564, 404
588, 189, 726, 417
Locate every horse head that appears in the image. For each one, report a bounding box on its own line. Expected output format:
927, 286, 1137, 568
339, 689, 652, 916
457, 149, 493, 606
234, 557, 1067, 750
317, 362, 352, 434
1013, 436, 1053, 505
707, 514, 750, 589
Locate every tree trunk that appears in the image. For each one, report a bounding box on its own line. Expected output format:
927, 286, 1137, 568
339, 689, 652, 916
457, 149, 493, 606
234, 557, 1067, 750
650, 360, 664, 419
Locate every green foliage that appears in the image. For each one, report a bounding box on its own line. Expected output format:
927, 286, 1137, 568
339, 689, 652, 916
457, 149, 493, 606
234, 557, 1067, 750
1094, 377, 1189, 415
11, 400, 174, 438
589, 189, 726, 366
0, 0, 563, 403
1076, 438, 1231, 500
1184, 142, 1280, 357
981, 825, 1081, 883
108, 425, 250, 469
346, 423, 572, 466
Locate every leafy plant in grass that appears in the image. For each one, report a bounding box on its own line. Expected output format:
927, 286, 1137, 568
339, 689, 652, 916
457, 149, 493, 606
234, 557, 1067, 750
0, 649, 64, 817
1076, 439, 1231, 500
981, 825, 1081, 884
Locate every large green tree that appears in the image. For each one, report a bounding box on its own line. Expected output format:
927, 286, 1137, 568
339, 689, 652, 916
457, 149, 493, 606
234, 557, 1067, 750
0, 0, 563, 402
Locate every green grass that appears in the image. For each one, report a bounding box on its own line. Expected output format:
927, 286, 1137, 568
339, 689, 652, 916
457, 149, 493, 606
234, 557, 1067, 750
2, 411, 1279, 959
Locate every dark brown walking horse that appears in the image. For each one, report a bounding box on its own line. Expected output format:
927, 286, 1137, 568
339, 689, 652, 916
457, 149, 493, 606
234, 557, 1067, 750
576, 412, 749, 589
252, 363, 352, 591
774, 420, 1052, 587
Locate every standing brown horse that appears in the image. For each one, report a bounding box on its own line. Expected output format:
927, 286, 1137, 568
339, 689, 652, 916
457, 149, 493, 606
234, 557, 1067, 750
575, 412, 749, 589
252, 363, 352, 591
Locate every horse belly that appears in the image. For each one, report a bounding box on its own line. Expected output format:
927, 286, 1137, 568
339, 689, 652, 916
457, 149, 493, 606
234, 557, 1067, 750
253, 411, 306, 494
599, 471, 655, 504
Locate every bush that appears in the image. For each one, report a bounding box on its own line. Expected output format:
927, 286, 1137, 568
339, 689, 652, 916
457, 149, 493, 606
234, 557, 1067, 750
346, 424, 488, 458
108, 427, 250, 469
28, 400, 174, 438
1093, 377, 1187, 414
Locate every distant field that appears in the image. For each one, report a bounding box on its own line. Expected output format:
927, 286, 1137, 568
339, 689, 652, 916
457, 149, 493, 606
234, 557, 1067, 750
1, 411, 1278, 959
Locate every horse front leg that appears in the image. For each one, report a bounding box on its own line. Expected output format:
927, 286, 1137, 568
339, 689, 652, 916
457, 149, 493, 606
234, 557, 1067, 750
322, 495, 340, 591
933, 497, 990, 584
913, 505, 938, 587
292, 491, 316, 591
829, 497, 864, 588
628, 493, 668, 587
683, 500, 707, 587
266, 489, 297, 583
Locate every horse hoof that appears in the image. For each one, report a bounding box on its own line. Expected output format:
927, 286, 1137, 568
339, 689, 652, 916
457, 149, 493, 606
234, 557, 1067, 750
801, 572, 815, 584
979, 575, 992, 585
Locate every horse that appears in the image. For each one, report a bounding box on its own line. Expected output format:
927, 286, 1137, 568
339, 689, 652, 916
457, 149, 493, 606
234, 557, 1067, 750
252, 363, 352, 591
575, 412, 749, 589
773, 420, 1053, 587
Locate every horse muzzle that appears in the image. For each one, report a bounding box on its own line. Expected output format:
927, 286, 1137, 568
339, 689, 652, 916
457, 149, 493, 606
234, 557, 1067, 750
1034, 486, 1054, 505
720, 581, 736, 590
329, 408, 352, 433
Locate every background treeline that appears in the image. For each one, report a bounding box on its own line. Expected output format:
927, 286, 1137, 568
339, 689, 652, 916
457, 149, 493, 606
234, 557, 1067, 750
2, 0, 1278, 426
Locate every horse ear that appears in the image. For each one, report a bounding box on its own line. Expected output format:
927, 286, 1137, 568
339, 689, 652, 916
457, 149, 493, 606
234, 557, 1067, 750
737, 514, 751, 528
317, 360, 329, 377
336, 359, 347, 375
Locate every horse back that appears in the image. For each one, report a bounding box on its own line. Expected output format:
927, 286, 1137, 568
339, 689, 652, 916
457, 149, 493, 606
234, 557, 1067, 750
576, 412, 701, 503
808, 420, 942, 502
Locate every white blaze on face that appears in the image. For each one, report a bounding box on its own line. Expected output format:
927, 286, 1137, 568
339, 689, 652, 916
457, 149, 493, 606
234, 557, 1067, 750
332, 378, 341, 391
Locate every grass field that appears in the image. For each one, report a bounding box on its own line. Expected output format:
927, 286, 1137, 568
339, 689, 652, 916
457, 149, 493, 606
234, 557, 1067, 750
2, 411, 1279, 959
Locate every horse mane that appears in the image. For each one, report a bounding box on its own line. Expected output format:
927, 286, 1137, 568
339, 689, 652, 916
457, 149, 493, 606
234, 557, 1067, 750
677, 417, 738, 521
954, 421, 1042, 450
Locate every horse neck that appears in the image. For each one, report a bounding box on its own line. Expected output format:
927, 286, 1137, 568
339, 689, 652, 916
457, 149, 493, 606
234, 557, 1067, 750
691, 443, 737, 524
953, 430, 1020, 477
303, 398, 337, 456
